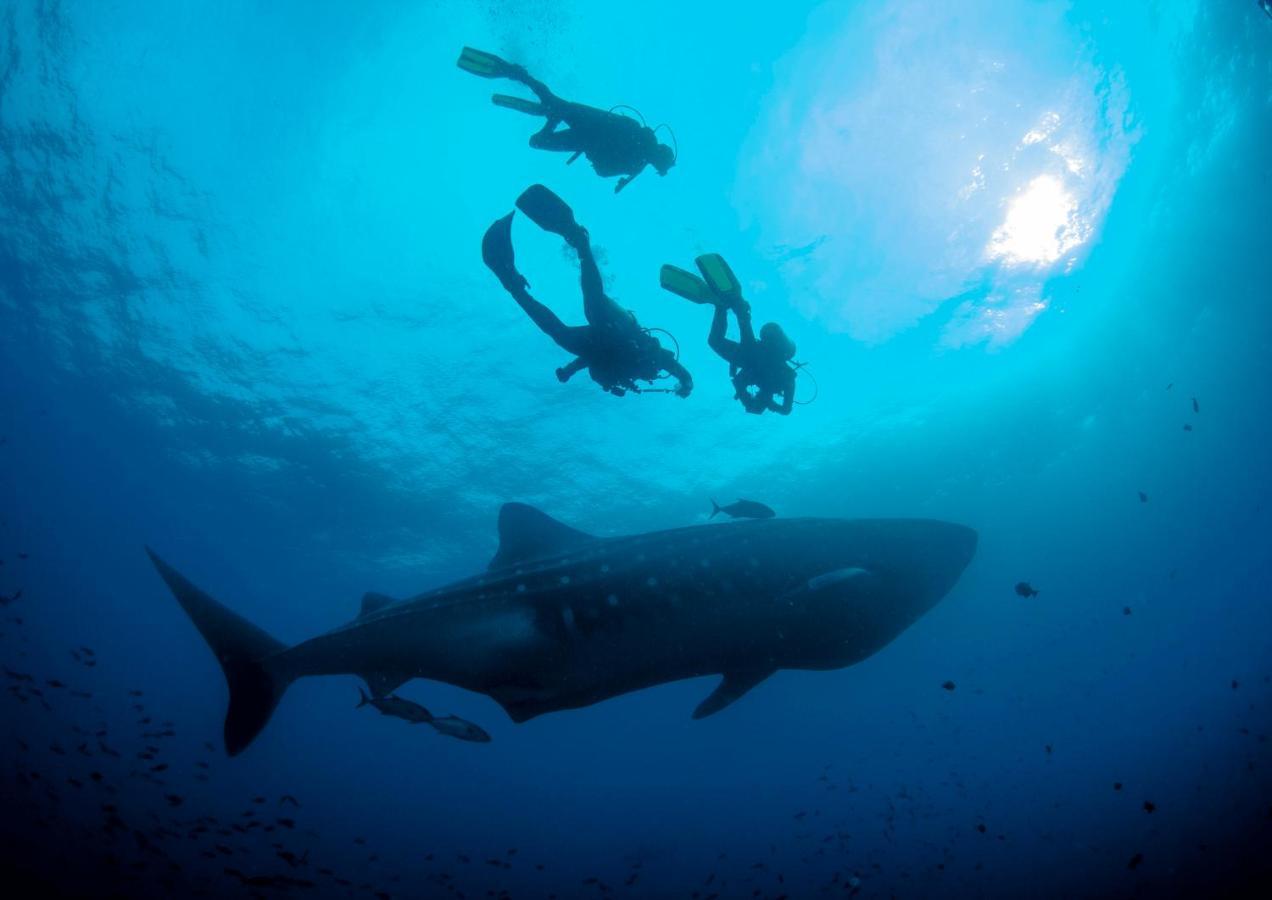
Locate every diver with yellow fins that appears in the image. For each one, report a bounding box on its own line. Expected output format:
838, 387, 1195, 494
483, 184, 693, 399
661, 256, 800, 415
458, 46, 676, 194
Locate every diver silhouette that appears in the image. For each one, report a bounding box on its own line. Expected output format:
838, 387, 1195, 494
458, 47, 676, 194
661, 254, 799, 415
483, 185, 692, 399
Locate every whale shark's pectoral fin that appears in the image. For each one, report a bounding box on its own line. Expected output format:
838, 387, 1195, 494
360, 672, 411, 698
692, 669, 775, 720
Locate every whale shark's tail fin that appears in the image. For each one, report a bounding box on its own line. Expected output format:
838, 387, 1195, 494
710, 498, 722, 519
146, 549, 293, 757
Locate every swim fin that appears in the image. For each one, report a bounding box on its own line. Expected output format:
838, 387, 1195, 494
695, 254, 743, 304
482, 212, 528, 293
492, 94, 546, 116
457, 46, 511, 78
516, 184, 580, 238
659, 264, 715, 304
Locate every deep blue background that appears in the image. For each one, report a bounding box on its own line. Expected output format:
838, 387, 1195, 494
2, 1, 1270, 897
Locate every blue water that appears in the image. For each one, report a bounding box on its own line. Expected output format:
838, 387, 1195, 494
2, 1, 1271, 897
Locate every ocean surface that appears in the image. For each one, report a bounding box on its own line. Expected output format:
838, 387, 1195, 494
2, 1, 1271, 897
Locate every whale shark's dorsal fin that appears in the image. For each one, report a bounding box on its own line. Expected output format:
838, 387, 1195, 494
359, 592, 395, 618
692, 668, 775, 719
489, 503, 597, 571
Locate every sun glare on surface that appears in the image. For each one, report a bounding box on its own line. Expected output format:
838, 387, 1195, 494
987, 174, 1084, 267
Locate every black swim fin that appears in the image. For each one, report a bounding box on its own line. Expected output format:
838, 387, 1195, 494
482, 213, 529, 293
515, 184, 580, 239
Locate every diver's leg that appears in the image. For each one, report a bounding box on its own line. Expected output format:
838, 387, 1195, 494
507, 288, 590, 354
504, 67, 567, 137
529, 127, 584, 152
572, 231, 626, 327
708, 304, 743, 365
505, 67, 559, 106
529, 100, 602, 148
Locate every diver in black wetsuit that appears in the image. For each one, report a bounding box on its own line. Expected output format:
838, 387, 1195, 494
482, 185, 693, 398
660, 255, 798, 415
707, 301, 796, 416
458, 47, 676, 194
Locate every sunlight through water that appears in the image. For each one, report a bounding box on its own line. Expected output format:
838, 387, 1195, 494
987, 174, 1084, 267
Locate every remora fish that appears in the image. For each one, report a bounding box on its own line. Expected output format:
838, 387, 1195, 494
710, 499, 776, 520
357, 688, 491, 742
147, 503, 976, 756
357, 689, 433, 724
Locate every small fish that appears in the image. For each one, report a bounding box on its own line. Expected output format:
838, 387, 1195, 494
1183, 424, 1192, 432
357, 689, 434, 724
1142, 800, 1155, 813
1014, 582, 1039, 599
428, 715, 492, 743
941, 681, 956, 692
710, 498, 776, 520
1123, 606, 1132, 616
1191, 397, 1199, 413
976, 823, 987, 834
1113, 782, 1122, 791
1137, 491, 1148, 503
279, 794, 300, 807
1127, 852, 1143, 870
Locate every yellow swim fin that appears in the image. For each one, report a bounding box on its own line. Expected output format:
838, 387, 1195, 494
659, 265, 715, 304
457, 46, 509, 78
695, 254, 742, 303
492, 94, 545, 115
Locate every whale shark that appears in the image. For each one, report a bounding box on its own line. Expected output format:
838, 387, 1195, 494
147, 503, 977, 755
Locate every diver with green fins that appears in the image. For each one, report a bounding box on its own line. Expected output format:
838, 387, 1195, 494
457, 47, 677, 194
482, 184, 693, 398
661, 255, 801, 415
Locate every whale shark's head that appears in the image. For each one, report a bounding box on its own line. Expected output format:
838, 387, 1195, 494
760, 518, 978, 668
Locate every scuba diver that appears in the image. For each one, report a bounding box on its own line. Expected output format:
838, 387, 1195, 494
458, 46, 677, 194
483, 184, 693, 399
661, 255, 798, 415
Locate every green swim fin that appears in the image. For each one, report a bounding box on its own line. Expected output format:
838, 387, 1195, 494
695, 254, 743, 303
457, 46, 509, 79
659, 265, 715, 304
492, 94, 545, 116
516, 184, 580, 238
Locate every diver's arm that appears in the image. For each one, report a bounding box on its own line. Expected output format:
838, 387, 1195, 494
768, 370, 796, 415
556, 357, 587, 382
663, 355, 694, 398
707, 304, 742, 364
614, 165, 646, 194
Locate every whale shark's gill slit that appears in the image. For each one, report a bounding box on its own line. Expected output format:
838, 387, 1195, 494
807, 567, 872, 592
